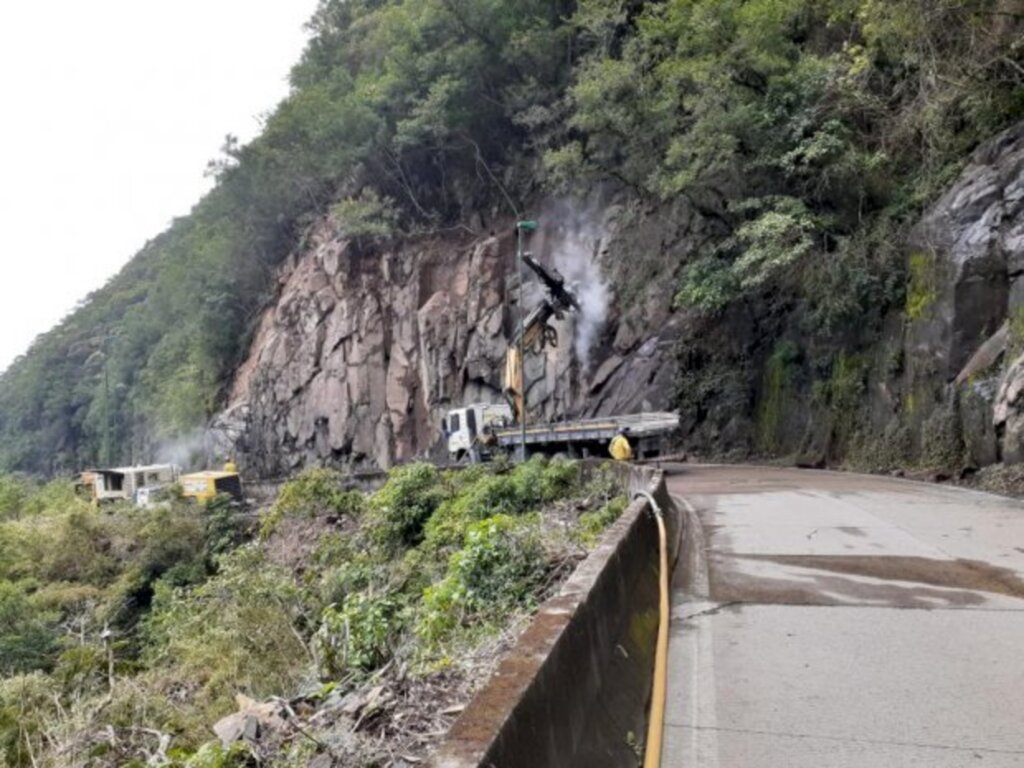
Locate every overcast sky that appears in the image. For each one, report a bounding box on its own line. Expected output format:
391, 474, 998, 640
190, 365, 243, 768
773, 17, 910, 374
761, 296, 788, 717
0, 1, 322, 372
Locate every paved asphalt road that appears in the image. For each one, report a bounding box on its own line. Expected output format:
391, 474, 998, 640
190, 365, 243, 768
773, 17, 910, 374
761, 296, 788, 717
662, 465, 1024, 768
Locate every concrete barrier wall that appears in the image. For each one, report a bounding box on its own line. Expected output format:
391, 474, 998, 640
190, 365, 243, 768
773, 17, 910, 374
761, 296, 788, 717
431, 464, 680, 768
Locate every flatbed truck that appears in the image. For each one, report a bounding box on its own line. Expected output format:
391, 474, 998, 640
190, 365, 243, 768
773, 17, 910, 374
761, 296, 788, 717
444, 403, 679, 462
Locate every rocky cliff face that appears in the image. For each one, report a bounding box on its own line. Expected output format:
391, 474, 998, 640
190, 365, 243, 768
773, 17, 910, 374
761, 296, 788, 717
904, 120, 1024, 466
217, 123, 1024, 479
817, 120, 1024, 471
216, 202, 694, 476
921, 122, 1024, 462
656, 120, 1024, 473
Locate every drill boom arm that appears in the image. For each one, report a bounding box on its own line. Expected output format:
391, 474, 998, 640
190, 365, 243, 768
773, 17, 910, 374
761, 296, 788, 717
503, 256, 582, 424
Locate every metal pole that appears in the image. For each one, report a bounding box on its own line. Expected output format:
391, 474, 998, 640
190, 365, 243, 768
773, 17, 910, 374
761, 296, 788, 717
514, 220, 537, 463
517, 224, 527, 462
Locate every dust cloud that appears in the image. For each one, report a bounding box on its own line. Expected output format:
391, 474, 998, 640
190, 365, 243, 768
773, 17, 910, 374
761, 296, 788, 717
539, 201, 611, 371
154, 430, 210, 470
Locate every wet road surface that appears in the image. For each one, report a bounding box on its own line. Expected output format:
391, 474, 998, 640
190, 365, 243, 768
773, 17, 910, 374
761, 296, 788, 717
662, 465, 1024, 767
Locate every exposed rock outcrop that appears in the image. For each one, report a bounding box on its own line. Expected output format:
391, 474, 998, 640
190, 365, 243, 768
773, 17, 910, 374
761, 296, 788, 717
666, 120, 1024, 471
900, 121, 1024, 465
218, 122, 1024, 477
995, 351, 1024, 463
906, 122, 1024, 383
220, 205, 687, 476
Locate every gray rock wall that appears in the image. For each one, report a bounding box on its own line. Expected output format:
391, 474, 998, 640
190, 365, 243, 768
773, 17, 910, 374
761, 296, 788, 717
663, 120, 1024, 471
218, 207, 683, 476
898, 121, 1024, 466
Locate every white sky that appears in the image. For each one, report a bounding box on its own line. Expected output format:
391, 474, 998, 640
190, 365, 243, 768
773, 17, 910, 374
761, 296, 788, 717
0, 1, 322, 372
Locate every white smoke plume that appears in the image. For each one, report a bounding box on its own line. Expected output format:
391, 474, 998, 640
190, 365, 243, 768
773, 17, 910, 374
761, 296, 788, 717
154, 430, 210, 470
539, 201, 611, 371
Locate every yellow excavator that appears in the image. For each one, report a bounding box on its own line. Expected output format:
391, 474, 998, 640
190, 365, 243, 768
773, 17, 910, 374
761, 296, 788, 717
503, 254, 582, 423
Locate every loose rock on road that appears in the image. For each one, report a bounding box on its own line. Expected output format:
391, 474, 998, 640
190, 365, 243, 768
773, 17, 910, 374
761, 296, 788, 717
663, 465, 1024, 767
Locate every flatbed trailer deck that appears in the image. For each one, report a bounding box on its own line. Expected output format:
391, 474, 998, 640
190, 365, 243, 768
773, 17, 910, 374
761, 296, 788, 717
445, 403, 680, 461
491, 411, 680, 459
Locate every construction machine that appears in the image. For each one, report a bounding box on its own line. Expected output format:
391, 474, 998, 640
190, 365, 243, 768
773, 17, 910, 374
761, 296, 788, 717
503, 253, 582, 423
180, 470, 244, 503
78, 464, 179, 506
78, 462, 244, 506
444, 245, 679, 462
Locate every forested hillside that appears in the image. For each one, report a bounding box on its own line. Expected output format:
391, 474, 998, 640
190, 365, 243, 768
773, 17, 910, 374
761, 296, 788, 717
2, 0, 1022, 475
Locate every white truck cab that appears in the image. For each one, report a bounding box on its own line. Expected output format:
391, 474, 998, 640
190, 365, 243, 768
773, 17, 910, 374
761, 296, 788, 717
444, 403, 513, 460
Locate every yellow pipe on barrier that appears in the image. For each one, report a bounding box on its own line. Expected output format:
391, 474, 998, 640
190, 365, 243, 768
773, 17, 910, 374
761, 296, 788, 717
638, 492, 670, 768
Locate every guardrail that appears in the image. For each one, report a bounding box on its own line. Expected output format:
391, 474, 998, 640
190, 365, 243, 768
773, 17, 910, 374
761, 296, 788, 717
431, 462, 681, 768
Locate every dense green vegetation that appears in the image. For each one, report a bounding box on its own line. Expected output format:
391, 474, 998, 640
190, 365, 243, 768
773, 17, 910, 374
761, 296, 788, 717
565, 0, 1022, 322
0, 0, 578, 474
0, 458, 626, 766
1, 0, 1021, 474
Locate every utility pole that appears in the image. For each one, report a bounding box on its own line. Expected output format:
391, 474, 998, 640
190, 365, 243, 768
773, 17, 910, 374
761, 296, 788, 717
516, 220, 537, 463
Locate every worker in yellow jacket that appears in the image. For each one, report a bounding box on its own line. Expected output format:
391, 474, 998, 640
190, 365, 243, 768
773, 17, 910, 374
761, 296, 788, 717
609, 428, 634, 461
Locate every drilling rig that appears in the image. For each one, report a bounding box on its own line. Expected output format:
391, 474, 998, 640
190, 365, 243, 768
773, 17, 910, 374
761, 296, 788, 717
443, 242, 679, 463
503, 253, 582, 424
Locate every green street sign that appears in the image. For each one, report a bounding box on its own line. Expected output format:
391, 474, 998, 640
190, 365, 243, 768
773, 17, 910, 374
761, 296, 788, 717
516, 220, 538, 231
